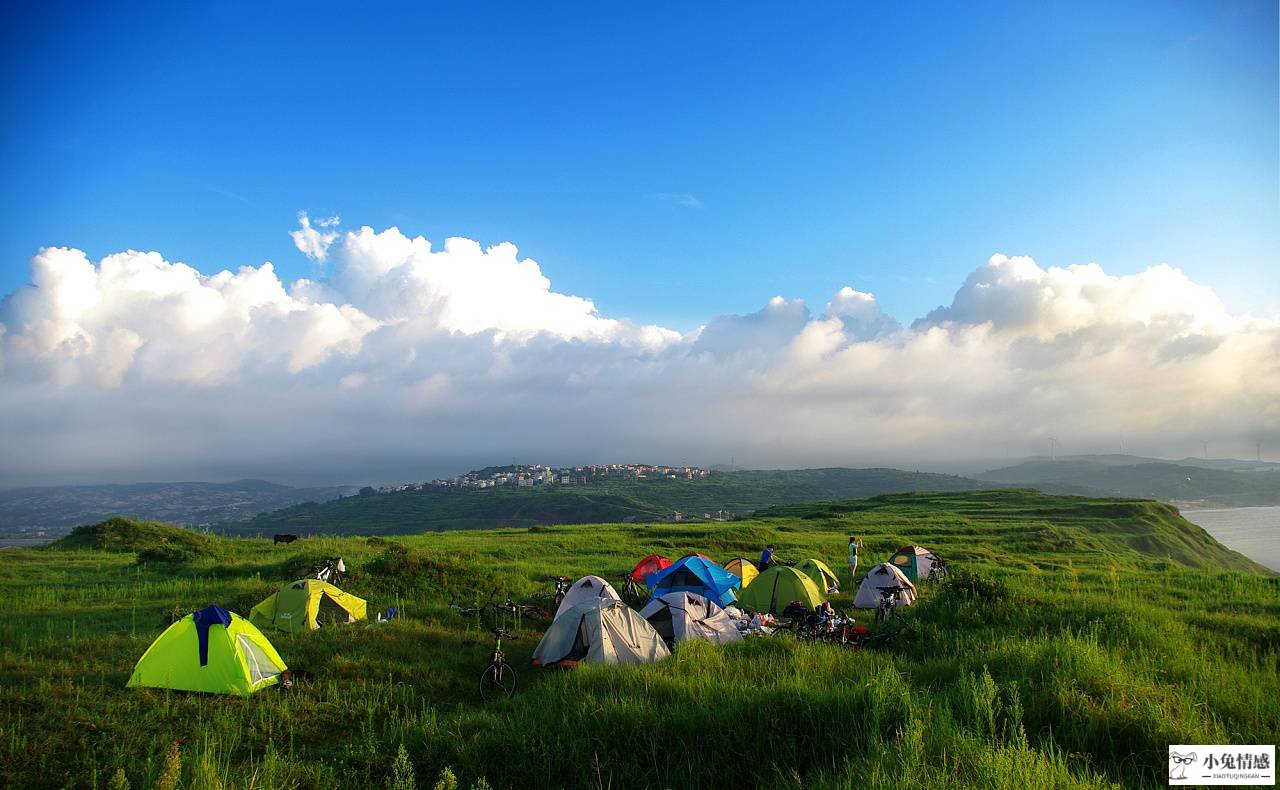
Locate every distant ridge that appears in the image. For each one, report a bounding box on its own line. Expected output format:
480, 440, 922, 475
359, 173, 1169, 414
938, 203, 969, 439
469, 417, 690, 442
0, 480, 355, 537
977, 457, 1280, 507
223, 467, 997, 536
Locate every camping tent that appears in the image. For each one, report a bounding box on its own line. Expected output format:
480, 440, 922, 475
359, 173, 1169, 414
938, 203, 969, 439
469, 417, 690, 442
723, 558, 759, 588
640, 591, 743, 647
629, 554, 672, 584
250, 579, 368, 633
554, 575, 621, 619
645, 554, 740, 607
889, 545, 943, 582
127, 605, 287, 696
532, 598, 670, 668
853, 563, 917, 608
794, 558, 841, 594
737, 566, 825, 615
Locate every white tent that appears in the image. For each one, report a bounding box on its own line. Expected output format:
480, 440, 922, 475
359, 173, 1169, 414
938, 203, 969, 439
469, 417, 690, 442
639, 591, 743, 647
554, 575, 621, 620
853, 562, 917, 609
532, 598, 670, 668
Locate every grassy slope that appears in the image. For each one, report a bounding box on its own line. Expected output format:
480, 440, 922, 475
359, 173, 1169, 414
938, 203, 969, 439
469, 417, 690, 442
223, 468, 993, 536
0, 490, 1276, 789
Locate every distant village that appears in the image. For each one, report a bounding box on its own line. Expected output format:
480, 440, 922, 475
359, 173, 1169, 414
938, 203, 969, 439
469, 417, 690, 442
380, 463, 711, 492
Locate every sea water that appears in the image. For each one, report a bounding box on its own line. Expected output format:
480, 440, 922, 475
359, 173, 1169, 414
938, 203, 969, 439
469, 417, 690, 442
1182, 506, 1280, 573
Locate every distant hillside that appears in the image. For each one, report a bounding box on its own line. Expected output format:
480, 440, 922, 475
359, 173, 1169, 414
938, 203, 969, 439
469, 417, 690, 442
754, 488, 1273, 574
1016, 453, 1280, 473
977, 459, 1280, 506
223, 467, 995, 535
0, 479, 354, 537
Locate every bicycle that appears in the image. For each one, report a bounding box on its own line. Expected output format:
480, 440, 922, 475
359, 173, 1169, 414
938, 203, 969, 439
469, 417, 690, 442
312, 557, 346, 586
619, 573, 646, 605
450, 595, 498, 626
478, 628, 518, 701
874, 586, 912, 629
926, 556, 949, 582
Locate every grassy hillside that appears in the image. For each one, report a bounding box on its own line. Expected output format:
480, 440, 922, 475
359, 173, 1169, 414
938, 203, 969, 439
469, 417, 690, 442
223, 468, 993, 536
0, 490, 1276, 789
977, 460, 1280, 506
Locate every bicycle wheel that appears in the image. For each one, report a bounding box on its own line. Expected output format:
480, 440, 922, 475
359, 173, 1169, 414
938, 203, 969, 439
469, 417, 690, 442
479, 661, 517, 701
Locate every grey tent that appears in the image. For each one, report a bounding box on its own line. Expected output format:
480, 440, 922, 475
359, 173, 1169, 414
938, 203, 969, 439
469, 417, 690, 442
853, 562, 917, 609
532, 598, 670, 668
639, 591, 742, 647
553, 575, 621, 620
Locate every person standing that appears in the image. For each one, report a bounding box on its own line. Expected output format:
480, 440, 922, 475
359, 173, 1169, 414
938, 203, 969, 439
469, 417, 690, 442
759, 544, 775, 571
848, 536, 861, 581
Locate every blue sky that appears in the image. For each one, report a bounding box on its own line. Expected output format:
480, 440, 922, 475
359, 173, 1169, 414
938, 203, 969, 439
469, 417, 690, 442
1, 1, 1276, 331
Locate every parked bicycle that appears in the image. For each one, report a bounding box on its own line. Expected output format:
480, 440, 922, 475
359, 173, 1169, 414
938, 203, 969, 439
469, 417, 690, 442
526, 576, 570, 612
619, 572, 646, 604
312, 557, 346, 586
450, 595, 498, 626
926, 556, 949, 582
874, 585, 912, 629
479, 627, 517, 701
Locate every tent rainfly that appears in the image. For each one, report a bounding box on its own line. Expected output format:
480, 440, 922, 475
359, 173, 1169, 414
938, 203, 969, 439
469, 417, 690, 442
888, 545, 944, 583
736, 565, 826, 615
250, 579, 367, 632
532, 598, 670, 668
645, 554, 741, 607
127, 605, 287, 696
853, 562, 917, 609
794, 558, 841, 594
640, 591, 743, 647
722, 558, 759, 588
554, 575, 622, 620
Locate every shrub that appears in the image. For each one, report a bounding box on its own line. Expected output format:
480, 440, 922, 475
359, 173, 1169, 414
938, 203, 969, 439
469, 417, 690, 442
388, 744, 416, 790
365, 543, 500, 596
52, 517, 220, 560
135, 544, 201, 565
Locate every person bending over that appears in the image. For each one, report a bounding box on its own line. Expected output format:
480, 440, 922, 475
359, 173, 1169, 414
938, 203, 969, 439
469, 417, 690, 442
759, 544, 776, 571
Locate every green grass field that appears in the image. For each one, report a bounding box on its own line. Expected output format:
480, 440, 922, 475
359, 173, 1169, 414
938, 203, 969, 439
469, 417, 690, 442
1, 490, 1276, 789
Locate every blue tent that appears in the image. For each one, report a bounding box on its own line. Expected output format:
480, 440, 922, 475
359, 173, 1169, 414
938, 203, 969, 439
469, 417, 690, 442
645, 555, 740, 607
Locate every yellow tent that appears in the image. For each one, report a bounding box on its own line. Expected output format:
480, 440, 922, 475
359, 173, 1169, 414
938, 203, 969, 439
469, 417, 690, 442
723, 558, 759, 588
738, 566, 825, 615
128, 605, 286, 696
795, 558, 841, 594
250, 579, 367, 633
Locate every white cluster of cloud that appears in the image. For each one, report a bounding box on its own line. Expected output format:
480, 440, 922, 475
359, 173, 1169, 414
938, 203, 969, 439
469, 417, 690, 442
1, 216, 1276, 484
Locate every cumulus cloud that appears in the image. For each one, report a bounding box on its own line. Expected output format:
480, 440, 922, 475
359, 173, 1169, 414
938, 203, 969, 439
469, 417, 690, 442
1, 220, 1276, 485
290, 211, 340, 261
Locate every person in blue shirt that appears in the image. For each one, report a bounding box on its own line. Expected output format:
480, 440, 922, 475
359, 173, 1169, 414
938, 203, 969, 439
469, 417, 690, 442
759, 544, 776, 571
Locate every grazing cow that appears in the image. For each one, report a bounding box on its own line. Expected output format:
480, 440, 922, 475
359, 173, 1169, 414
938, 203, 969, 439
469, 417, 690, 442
273, 533, 299, 545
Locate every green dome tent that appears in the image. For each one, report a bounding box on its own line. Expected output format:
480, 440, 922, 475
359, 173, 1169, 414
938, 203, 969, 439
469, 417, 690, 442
250, 579, 367, 633
888, 545, 943, 582
737, 566, 825, 615
127, 605, 287, 696
794, 558, 841, 594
